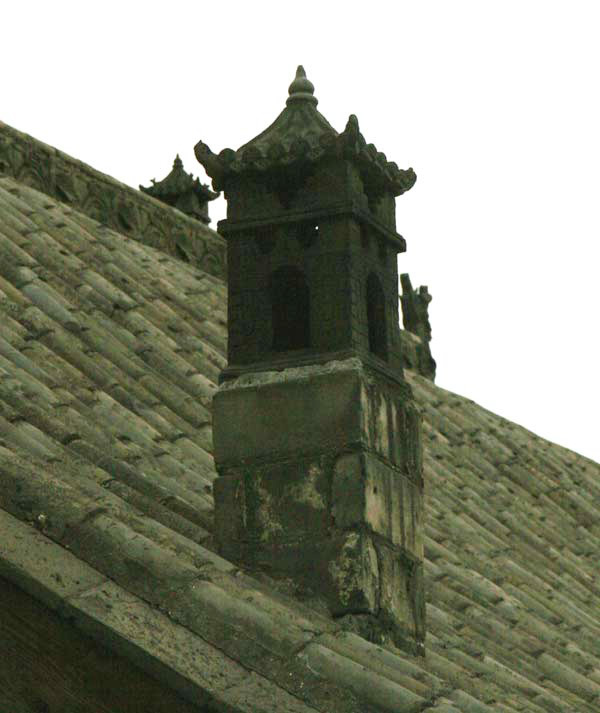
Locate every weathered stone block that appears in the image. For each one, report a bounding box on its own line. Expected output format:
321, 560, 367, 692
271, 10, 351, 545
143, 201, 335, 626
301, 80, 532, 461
331, 452, 423, 558
214, 460, 380, 617
250, 526, 381, 618
213, 358, 418, 472
244, 456, 330, 547
359, 373, 422, 479
212, 358, 424, 652
212, 360, 364, 466
212, 474, 246, 564
375, 542, 425, 646
214, 456, 330, 573
326, 530, 380, 615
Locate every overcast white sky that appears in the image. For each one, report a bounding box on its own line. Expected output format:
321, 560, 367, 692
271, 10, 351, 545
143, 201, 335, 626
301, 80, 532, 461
4, 1, 599, 462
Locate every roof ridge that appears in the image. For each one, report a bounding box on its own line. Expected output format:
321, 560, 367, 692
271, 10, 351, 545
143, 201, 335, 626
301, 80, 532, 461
0, 120, 226, 280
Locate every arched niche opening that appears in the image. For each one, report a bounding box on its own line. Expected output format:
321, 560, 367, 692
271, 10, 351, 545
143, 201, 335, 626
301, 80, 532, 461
269, 265, 310, 352
366, 272, 388, 361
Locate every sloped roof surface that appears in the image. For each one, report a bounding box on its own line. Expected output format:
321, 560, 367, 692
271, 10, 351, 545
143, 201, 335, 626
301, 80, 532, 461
1, 134, 600, 713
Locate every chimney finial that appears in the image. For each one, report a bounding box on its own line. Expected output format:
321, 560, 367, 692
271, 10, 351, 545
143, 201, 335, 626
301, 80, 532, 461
287, 65, 318, 106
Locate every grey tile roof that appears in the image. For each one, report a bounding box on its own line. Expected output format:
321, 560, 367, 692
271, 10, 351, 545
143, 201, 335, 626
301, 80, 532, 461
0, 133, 599, 713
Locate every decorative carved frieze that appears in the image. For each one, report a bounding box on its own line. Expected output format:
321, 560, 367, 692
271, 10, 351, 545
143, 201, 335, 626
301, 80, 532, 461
0, 121, 226, 281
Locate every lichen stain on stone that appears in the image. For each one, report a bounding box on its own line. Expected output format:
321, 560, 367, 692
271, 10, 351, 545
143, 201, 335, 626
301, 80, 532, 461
378, 550, 414, 631
361, 381, 392, 460
254, 483, 284, 542
403, 481, 417, 554
365, 465, 387, 535
360, 382, 371, 447
286, 462, 325, 509
328, 531, 359, 606
331, 453, 363, 528
390, 402, 399, 466
328, 532, 379, 610
376, 395, 389, 458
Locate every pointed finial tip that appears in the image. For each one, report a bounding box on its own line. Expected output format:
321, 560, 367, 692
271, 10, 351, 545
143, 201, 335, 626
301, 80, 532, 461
287, 65, 317, 105
343, 114, 360, 138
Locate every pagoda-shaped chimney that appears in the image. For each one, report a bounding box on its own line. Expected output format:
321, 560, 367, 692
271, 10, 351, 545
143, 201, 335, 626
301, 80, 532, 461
140, 154, 218, 224
196, 67, 425, 655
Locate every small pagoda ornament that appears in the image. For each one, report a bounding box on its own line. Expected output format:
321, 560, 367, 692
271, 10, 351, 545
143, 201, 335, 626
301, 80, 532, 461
140, 154, 218, 224
196, 67, 425, 655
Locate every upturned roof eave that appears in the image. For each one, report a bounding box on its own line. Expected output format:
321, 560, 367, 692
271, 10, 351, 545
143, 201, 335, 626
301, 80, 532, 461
195, 66, 417, 197
140, 156, 219, 203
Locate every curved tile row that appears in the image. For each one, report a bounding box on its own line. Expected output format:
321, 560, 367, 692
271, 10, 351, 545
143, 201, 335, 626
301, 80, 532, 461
0, 175, 224, 537
407, 370, 600, 711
